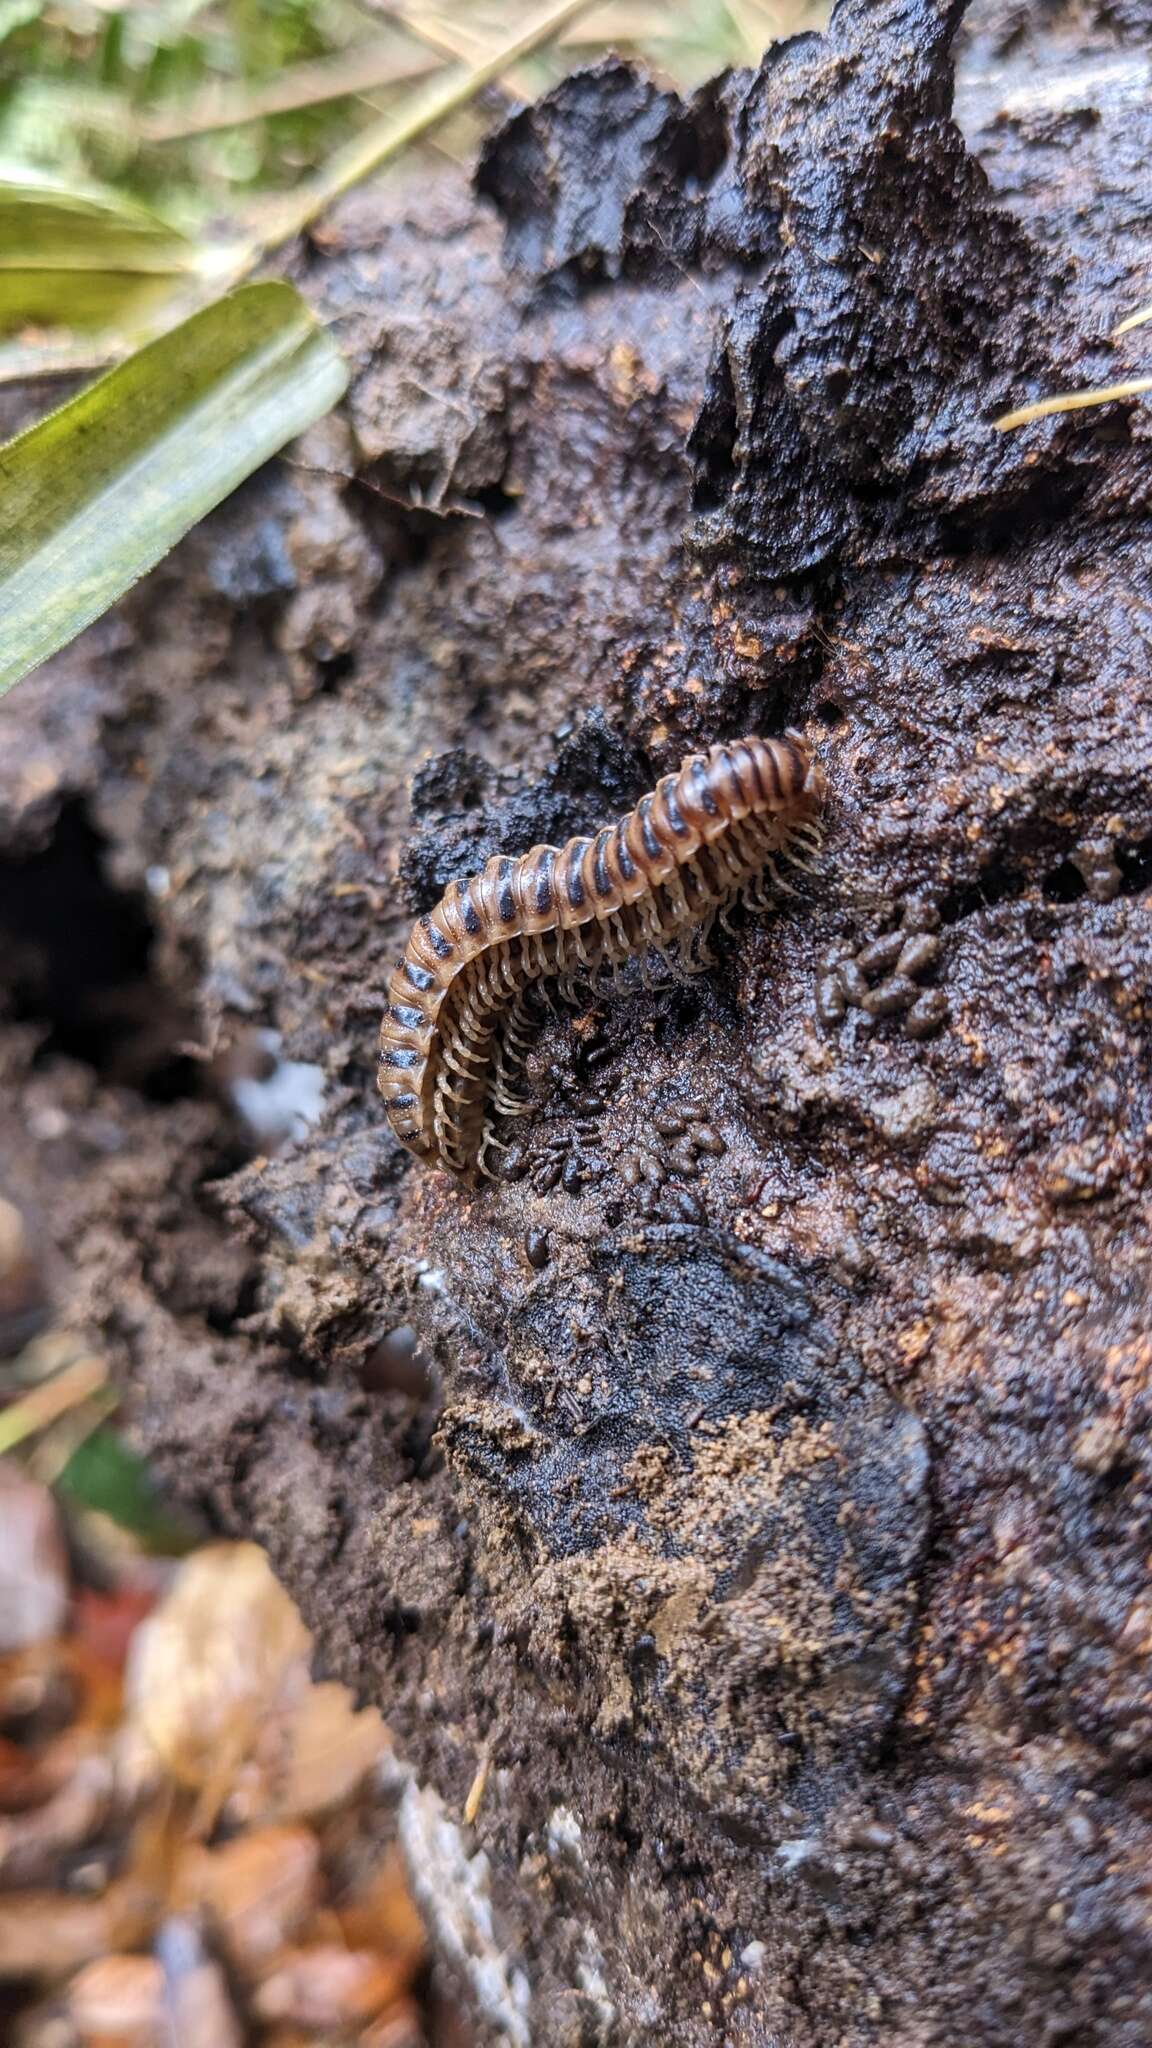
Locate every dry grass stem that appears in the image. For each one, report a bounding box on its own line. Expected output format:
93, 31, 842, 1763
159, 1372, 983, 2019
1113, 299, 1152, 338
994, 375, 1152, 430
257, 0, 599, 251
0, 1354, 109, 1456
141, 44, 441, 142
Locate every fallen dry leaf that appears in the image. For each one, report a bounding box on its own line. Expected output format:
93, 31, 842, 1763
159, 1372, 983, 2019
0, 1876, 154, 1979
73, 1583, 159, 1678
0, 1724, 80, 1814
0, 1748, 115, 1885
360, 1996, 427, 2048
262, 1677, 391, 1824
68, 1951, 164, 2048
0, 1523, 433, 2042
337, 1845, 427, 1966
124, 1543, 311, 1828
174, 1823, 321, 1977
0, 1639, 122, 1813
252, 1941, 412, 2028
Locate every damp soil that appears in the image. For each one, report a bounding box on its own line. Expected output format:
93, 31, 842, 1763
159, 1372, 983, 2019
3, 0, 1152, 2040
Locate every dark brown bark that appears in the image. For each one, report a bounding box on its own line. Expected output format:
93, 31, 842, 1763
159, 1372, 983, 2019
3, 0, 1152, 2039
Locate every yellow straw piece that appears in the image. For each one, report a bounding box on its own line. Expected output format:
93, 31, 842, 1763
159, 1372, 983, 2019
1113, 299, 1152, 339
994, 376, 1152, 431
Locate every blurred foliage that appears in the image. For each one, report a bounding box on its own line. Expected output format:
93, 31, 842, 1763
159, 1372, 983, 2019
0, 0, 822, 233
0, 1, 831, 688
55, 1426, 199, 1550
0, 0, 382, 226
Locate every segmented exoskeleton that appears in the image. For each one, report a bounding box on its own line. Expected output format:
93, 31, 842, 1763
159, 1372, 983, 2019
378, 732, 824, 1178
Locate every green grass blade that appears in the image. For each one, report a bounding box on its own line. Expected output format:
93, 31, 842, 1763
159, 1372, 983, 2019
0, 279, 348, 697
0, 174, 204, 334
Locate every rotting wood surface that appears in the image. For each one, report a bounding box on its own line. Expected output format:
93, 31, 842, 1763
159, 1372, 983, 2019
2, 0, 1152, 2040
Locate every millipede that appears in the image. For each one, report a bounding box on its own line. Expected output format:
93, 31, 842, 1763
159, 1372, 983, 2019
378, 732, 825, 1179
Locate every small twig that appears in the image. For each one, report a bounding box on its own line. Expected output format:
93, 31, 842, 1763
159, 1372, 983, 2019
0, 1354, 108, 1457
993, 375, 1152, 431
29, 1386, 119, 1489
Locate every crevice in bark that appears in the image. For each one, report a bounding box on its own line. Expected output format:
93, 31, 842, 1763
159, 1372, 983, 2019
0, 797, 198, 1100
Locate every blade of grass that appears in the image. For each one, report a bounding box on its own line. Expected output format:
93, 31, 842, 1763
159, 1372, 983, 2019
722, 0, 770, 64
0, 279, 348, 696
0, 1353, 107, 1456
28, 1387, 119, 1490
0, 0, 40, 42
0, 177, 208, 335
0, 337, 159, 384
54, 1423, 197, 1551
994, 376, 1152, 430
369, 5, 490, 65
140, 40, 440, 142
258, 0, 599, 251
557, 4, 682, 43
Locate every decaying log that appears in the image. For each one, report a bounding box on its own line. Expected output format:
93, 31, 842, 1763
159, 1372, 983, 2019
2, 0, 1151, 2039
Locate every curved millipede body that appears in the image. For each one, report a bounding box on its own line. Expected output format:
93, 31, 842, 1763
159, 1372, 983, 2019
378, 732, 825, 1178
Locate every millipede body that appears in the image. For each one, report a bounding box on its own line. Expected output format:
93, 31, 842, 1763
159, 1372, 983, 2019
378, 733, 824, 1178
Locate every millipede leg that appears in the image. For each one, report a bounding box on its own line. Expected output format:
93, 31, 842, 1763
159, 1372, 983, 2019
686, 849, 732, 911
792, 821, 824, 850
491, 1087, 535, 1116
660, 870, 693, 924
758, 860, 795, 901
710, 832, 750, 888
477, 1123, 511, 1178
553, 927, 591, 1007
591, 913, 629, 994
669, 919, 708, 974
489, 984, 545, 1119
636, 890, 669, 946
